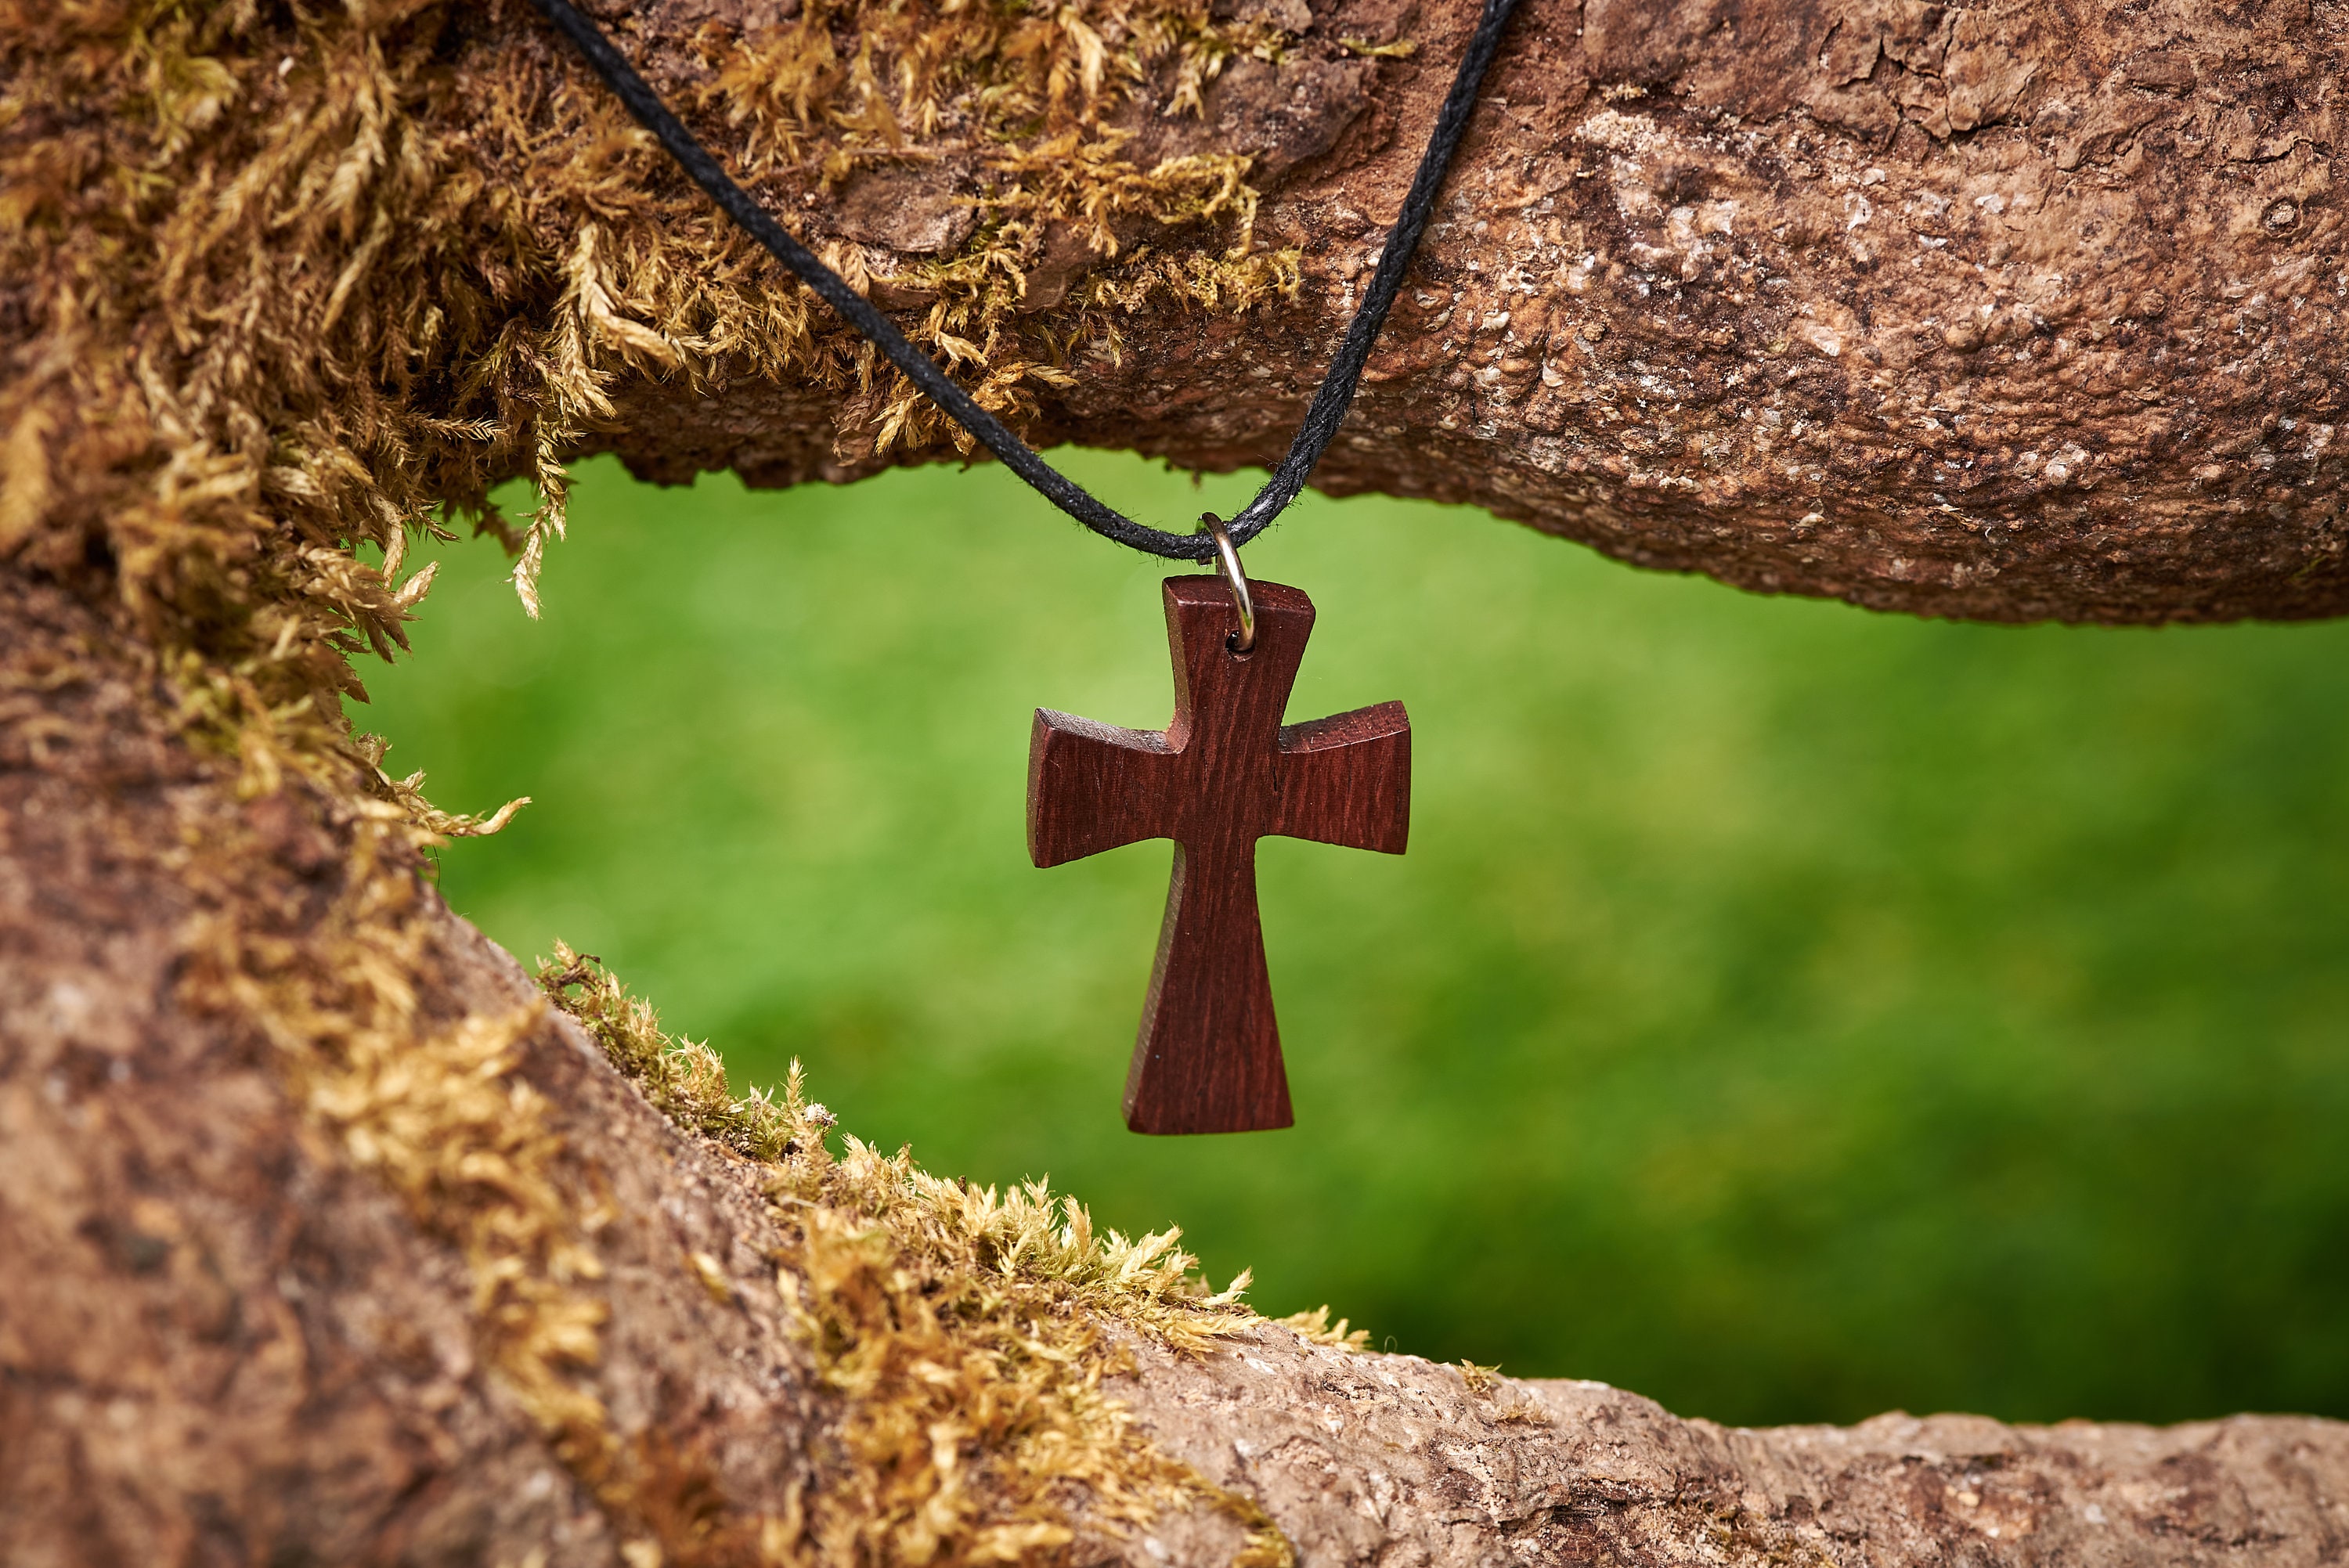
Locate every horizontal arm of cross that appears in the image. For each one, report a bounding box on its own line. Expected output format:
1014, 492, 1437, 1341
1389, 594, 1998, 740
1027, 709, 1178, 867
1270, 701, 1410, 854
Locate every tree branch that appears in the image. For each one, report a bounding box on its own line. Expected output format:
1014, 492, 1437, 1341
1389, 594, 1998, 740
565, 0, 2349, 623
1116, 1329, 2349, 1566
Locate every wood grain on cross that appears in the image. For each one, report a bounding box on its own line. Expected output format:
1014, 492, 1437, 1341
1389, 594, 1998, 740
1028, 577, 1410, 1134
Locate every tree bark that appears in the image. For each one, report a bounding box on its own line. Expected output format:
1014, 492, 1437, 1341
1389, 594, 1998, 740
1114, 1332, 2349, 1568
6, 569, 2347, 1566
570, 0, 2349, 624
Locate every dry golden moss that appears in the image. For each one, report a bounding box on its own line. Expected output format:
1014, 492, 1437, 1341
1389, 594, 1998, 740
695, 0, 1304, 469
1273, 1303, 1371, 1353
176, 787, 626, 1484
541, 946, 1297, 1566
176, 801, 805, 1563
1, 0, 1300, 679
541, 940, 812, 1162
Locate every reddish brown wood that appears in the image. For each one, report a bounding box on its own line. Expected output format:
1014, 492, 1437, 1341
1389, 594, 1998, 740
1028, 576, 1410, 1135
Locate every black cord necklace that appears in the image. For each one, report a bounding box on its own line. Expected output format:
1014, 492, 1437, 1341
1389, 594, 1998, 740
527, 0, 1522, 562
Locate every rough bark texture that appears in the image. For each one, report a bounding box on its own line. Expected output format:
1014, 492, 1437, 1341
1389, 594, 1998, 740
579, 0, 2349, 622
6, 571, 2347, 1565
1116, 1328, 2349, 1568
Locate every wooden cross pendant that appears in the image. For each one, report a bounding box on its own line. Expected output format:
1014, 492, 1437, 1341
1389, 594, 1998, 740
1027, 577, 1410, 1135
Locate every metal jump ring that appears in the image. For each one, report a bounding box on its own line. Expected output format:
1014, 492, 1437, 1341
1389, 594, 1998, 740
1203, 514, 1255, 653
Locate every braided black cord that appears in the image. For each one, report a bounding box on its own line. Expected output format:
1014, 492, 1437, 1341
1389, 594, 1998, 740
526, 0, 1521, 561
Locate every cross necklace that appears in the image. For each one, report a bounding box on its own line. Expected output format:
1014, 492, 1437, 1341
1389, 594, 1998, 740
1030, 538, 1409, 1132
529, 0, 1521, 1132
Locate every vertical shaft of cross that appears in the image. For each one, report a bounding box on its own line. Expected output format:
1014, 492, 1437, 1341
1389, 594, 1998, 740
1126, 838, 1288, 1134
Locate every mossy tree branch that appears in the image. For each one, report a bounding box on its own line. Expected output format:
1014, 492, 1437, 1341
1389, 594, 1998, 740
572, 0, 2349, 624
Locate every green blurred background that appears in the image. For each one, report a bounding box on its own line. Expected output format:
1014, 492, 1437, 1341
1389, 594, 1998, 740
360, 452, 2349, 1429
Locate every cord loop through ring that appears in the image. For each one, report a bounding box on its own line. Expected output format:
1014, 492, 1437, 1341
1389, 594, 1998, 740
1203, 514, 1255, 654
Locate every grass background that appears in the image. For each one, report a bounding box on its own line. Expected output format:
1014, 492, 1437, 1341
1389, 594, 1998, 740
360, 452, 2349, 1429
